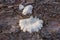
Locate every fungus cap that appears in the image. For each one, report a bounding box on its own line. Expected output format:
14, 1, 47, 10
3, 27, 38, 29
22, 5, 33, 15
19, 4, 24, 10
19, 16, 43, 33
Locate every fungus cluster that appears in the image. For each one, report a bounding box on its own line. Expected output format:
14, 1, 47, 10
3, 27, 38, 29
19, 4, 33, 15
19, 4, 43, 33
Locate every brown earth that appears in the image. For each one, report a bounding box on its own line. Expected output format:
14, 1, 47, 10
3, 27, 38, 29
0, 0, 60, 40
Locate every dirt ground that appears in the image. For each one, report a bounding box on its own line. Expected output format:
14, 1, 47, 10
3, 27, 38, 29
0, 0, 60, 40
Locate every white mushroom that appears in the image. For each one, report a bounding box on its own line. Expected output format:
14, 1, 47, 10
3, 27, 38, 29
19, 4, 24, 10
22, 5, 33, 15
19, 16, 43, 33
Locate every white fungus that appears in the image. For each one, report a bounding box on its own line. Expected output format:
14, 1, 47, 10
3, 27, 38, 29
19, 4, 24, 10
22, 5, 33, 15
19, 16, 43, 33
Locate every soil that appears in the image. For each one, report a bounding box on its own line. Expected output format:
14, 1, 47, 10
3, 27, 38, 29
0, 0, 60, 40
